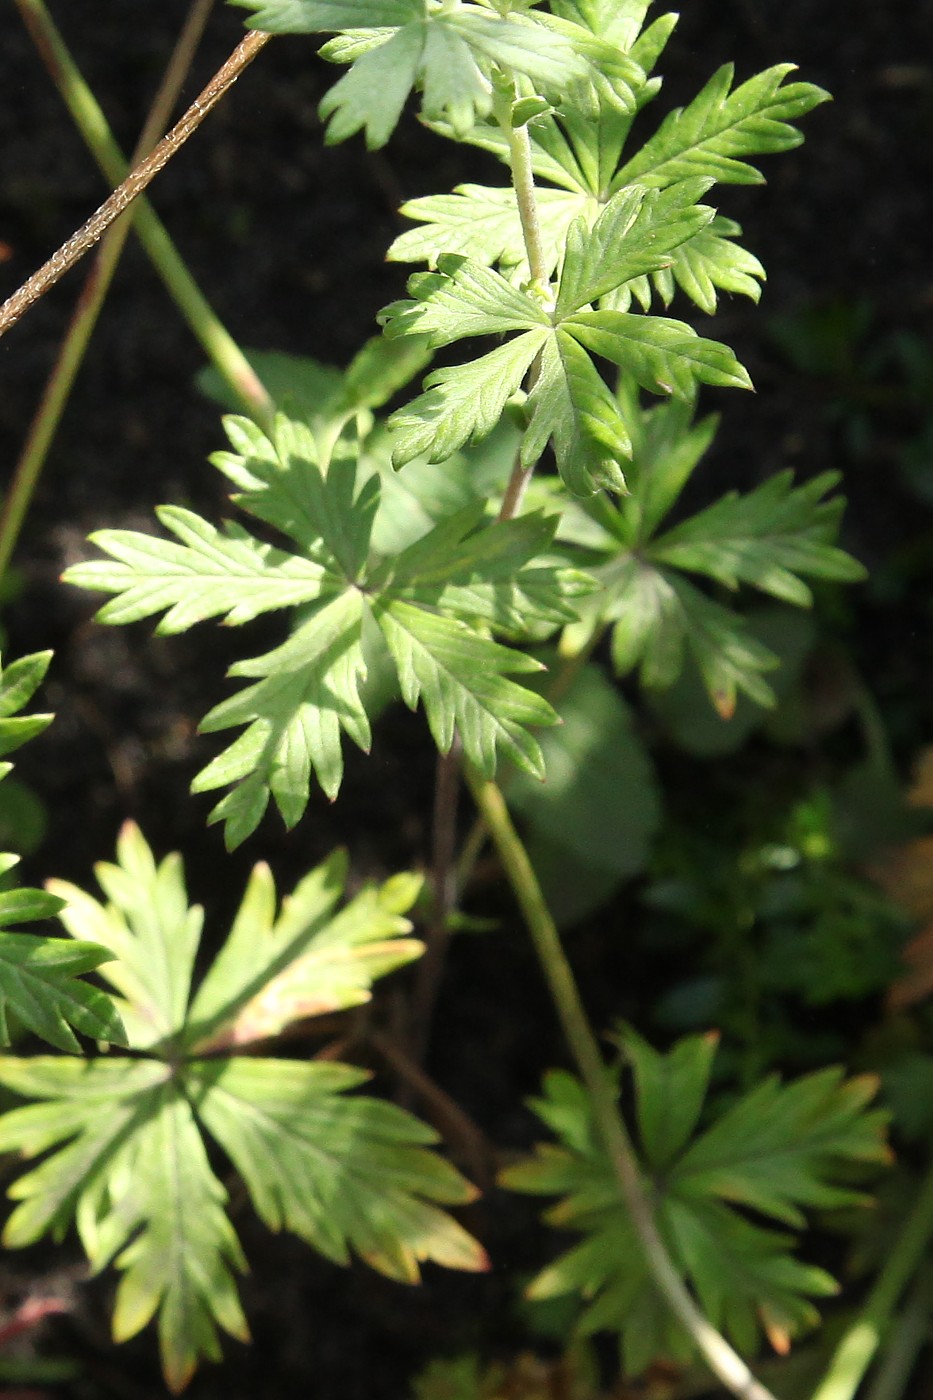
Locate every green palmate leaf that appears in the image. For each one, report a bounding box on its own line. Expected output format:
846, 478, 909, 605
190, 1057, 488, 1280
387, 184, 579, 276
374, 598, 555, 777
235, 0, 587, 147
0, 828, 484, 1388
558, 392, 864, 714
63, 509, 327, 632
383, 242, 750, 494
70, 415, 569, 845
612, 63, 830, 191
502, 1035, 889, 1372
381, 204, 750, 490
382, 226, 753, 486
650, 470, 867, 607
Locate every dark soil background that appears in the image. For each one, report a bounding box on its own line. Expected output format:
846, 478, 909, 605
0, 1, 932, 1396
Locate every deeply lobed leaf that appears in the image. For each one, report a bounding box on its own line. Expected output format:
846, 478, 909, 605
69, 415, 572, 845
189, 1057, 488, 1281
503, 1035, 889, 1371
383, 245, 751, 495
64, 511, 328, 633
235, 0, 589, 147
650, 470, 867, 607
0, 828, 484, 1387
612, 63, 830, 191
560, 398, 864, 714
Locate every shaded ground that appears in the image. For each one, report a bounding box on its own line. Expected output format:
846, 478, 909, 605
1, 1, 932, 1395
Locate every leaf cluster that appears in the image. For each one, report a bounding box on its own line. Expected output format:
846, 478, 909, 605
376, 2, 828, 493
65, 397, 592, 848
380, 179, 751, 496
550, 396, 865, 716
233, 0, 598, 148
502, 1029, 890, 1374
0, 824, 485, 1390
228, 1, 828, 502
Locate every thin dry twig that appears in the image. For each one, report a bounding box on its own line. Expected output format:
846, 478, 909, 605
0, 21, 270, 339
0, 0, 217, 580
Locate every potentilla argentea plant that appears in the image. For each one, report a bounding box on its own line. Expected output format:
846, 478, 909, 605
0, 3, 891, 1397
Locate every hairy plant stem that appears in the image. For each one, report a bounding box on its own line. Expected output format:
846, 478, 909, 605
7, 1, 273, 428
494, 93, 549, 286
0, 0, 216, 583
466, 770, 779, 1400
812, 1157, 933, 1400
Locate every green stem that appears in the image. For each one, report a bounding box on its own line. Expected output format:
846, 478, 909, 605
465, 769, 779, 1400
811, 1159, 933, 1400
0, 0, 216, 583
863, 1268, 933, 1400
10, 0, 273, 429
493, 89, 548, 287
453, 622, 606, 894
